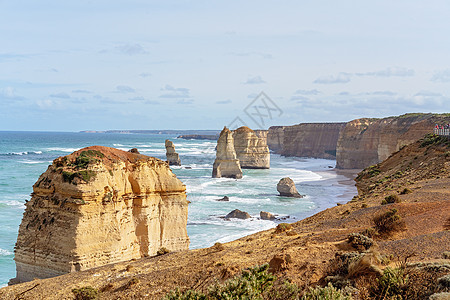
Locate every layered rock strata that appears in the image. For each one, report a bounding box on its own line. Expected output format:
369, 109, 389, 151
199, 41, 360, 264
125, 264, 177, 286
13, 146, 189, 283
232, 126, 270, 169
165, 140, 181, 166
336, 113, 450, 169
212, 127, 243, 179
267, 126, 285, 152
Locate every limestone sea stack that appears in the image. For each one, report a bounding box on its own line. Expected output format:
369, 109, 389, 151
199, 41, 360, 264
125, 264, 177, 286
13, 146, 189, 283
277, 177, 302, 198
165, 139, 181, 166
212, 127, 243, 179
232, 126, 270, 169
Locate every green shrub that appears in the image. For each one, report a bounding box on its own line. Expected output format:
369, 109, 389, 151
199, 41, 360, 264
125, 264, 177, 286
347, 233, 373, 251
399, 188, 412, 195
163, 288, 207, 300
303, 283, 352, 300
72, 286, 99, 300
382, 194, 401, 205
275, 223, 292, 233
157, 247, 171, 256
208, 264, 275, 299
371, 267, 408, 299
438, 274, 450, 288
372, 209, 406, 237
74, 150, 104, 169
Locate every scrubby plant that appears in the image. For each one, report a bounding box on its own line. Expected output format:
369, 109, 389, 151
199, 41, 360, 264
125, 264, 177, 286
275, 223, 292, 233
303, 283, 352, 300
163, 288, 207, 300
72, 286, 99, 300
208, 264, 275, 299
438, 274, 450, 288
157, 247, 171, 256
371, 267, 408, 299
347, 233, 373, 251
211, 242, 225, 251
372, 209, 406, 237
399, 188, 412, 195
381, 194, 401, 205
420, 134, 450, 148
74, 150, 104, 169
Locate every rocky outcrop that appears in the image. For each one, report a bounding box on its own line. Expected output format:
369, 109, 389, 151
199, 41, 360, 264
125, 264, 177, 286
267, 126, 285, 152
260, 211, 276, 220
278, 123, 346, 158
232, 126, 270, 169
165, 140, 181, 166
277, 177, 302, 197
128, 148, 140, 154
336, 113, 450, 169
225, 209, 251, 219
13, 146, 189, 283
212, 127, 243, 179
177, 134, 219, 140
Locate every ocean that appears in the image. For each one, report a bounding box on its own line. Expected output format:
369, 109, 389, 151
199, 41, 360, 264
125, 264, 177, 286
0, 131, 356, 287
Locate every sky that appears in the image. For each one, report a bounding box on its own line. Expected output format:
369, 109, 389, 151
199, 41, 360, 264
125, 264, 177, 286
1, 0, 450, 131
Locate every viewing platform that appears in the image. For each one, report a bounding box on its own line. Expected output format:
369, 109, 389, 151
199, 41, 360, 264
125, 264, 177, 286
434, 126, 450, 136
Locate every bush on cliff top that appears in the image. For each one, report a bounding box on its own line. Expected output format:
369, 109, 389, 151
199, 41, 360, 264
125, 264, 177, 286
74, 150, 105, 169
72, 286, 99, 300
372, 209, 406, 237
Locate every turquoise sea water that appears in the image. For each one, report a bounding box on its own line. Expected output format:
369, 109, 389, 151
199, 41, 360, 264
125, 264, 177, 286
0, 131, 356, 287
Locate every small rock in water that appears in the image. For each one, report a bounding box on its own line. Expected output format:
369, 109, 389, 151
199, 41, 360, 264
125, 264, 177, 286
277, 177, 302, 198
216, 196, 229, 202
128, 148, 140, 154
225, 209, 251, 219
260, 211, 276, 220
185, 166, 192, 169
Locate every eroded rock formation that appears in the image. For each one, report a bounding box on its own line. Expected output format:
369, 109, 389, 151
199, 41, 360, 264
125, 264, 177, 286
165, 140, 181, 166
268, 123, 346, 158
336, 113, 450, 169
13, 146, 189, 283
232, 126, 270, 169
225, 209, 251, 219
277, 177, 302, 197
212, 127, 243, 179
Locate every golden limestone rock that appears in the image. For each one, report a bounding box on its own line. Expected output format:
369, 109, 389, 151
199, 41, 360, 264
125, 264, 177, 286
13, 146, 189, 283
165, 139, 181, 166
212, 127, 243, 179
232, 126, 270, 169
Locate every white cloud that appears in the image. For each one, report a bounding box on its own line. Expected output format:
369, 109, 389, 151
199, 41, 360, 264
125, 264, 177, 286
356, 67, 414, 77
159, 84, 190, 99
313, 73, 350, 84
115, 85, 135, 93
431, 69, 450, 83
139, 72, 152, 78
72, 89, 92, 94
115, 43, 148, 55
229, 52, 272, 59
50, 92, 70, 99
294, 89, 320, 95
0, 87, 24, 100
216, 99, 232, 104
244, 76, 266, 84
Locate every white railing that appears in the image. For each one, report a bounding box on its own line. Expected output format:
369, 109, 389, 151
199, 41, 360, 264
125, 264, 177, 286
434, 127, 450, 136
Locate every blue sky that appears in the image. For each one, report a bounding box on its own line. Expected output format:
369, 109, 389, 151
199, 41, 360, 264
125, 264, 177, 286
1, 0, 449, 131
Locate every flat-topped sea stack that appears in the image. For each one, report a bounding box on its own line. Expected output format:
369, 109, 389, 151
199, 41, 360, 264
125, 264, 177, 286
13, 146, 189, 283
232, 126, 270, 169
165, 139, 181, 166
212, 127, 243, 179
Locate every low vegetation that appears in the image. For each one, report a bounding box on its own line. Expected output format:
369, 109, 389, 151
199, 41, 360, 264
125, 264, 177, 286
372, 208, 406, 237
164, 264, 352, 300
72, 286, 99, 300
347, 233, 373, 251
381, 194, 401, 205
157, 247, 171, 256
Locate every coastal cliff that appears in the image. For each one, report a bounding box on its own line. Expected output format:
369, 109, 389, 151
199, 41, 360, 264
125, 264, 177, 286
268, 123, 346, 159
232, 126, 270, 169
2, 135, 449, 299
336, 113, 450, 169
13, 146, 189, 283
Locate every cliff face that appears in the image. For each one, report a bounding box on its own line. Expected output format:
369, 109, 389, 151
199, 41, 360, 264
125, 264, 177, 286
277, 123, 346, 158
232, 127, 270, 169
267, 126, 285, 152
13, 146, 189, 283
336, 113, 450, 169
212, 127, 243, 178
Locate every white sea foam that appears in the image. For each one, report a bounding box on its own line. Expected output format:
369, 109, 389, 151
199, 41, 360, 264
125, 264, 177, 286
0, 248, 13, 256
19, 160, 46, 164
46, 147, 80, 153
